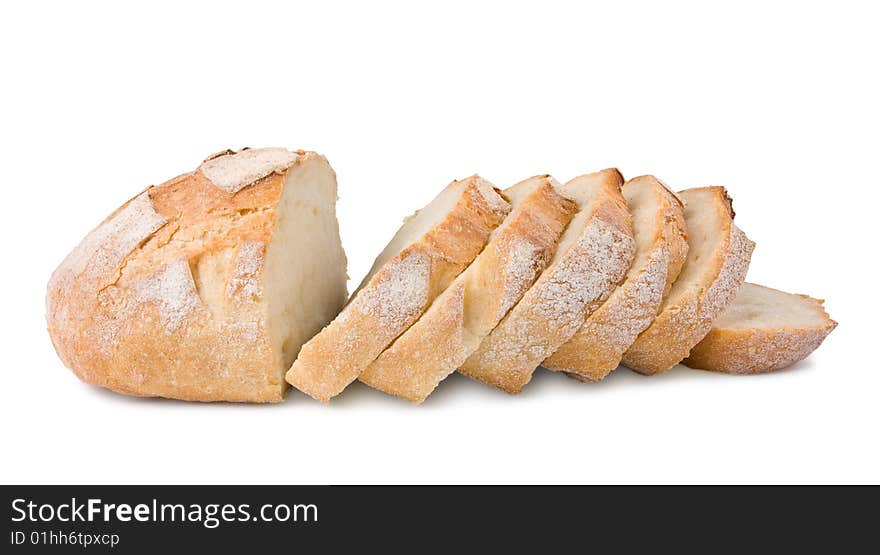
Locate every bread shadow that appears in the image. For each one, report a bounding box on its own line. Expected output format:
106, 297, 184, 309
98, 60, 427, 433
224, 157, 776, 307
83, 382, 287, 410
679, 357, 820, 378
82, 357, 820, 408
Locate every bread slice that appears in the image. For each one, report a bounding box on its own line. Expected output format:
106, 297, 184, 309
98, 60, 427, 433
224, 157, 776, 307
622, 186, 755, 375
286, 176, 510, 402
543, 175, 688, 381
683, 283, 836, 374
359, 176, 577, 403
46, 148, 348, 402
458, 169, 636, 393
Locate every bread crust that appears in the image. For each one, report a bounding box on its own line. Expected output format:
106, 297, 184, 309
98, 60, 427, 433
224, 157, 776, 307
543, 176, 688, 381
286, 176, 510, 402
359, 176, 577, 403
684, 285, 836, 374
46, 148, 345, 402
458, 169, 635, 393
622, 187, 755, 375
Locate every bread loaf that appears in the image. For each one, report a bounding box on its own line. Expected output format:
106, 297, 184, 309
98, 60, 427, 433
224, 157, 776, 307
543, 175, 688, 381
622, 186, 755, 375
46, 148, 348, 402
359, 175, 577, 403
458, 169, 636, 393
683, 283, 836, 374
286, 176, 510, 402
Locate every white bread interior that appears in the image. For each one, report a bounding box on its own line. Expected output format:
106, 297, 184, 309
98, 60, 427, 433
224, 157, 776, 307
714, 283, 830, 329
265, 160, 348, 378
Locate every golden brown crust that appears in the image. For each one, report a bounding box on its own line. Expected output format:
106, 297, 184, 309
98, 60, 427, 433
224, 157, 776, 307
458, 169, 636, 393
684, 287, 837, 374
622, 187, 754, 375
286, 176, 510, 402
359, 177, 577, 403
46, 149, 338, 402
543, 175, 689, 381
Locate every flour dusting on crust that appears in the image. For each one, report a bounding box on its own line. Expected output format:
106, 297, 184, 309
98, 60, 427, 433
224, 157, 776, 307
623, 222, 754, 373
200, 148, 299, 194
689, 326, 833, 374
134, 260, 201, 333
354, 251, 431, 328
578, 246, 669, 348
462, 218, 635, 383
546, 246, 668, 377
532, 222, 635, 332
698, 225, 754, 324
474, 178, 509, 213
226, 241, 265, 302
54, 192, 167, 288
499, 239, 542, 318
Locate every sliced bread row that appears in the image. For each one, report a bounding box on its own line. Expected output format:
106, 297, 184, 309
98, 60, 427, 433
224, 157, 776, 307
289, 170, 761, 403
48, 148, 835, 403
289, 168, 839, 403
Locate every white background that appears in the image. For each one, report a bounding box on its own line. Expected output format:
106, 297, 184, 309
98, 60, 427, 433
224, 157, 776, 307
1, 1, 877, 484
